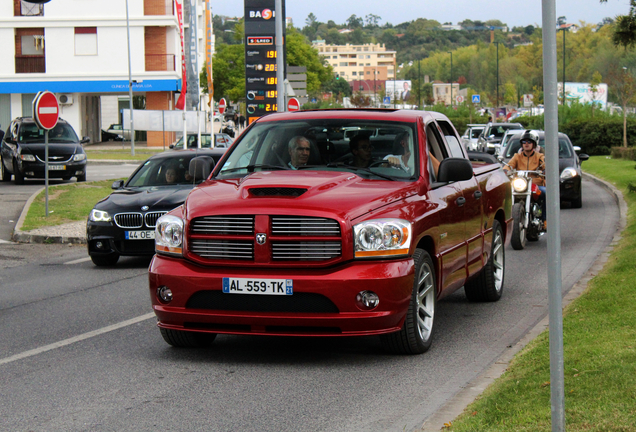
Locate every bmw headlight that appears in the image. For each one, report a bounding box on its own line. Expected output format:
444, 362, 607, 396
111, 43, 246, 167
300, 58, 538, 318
353, 218, 412, 258
73, 153, 86, 161
512, 177, 528, 192
155, 214, 184, 255
560, 167, 578, 180
89, 209, 111, 222
20, 154, 36, 162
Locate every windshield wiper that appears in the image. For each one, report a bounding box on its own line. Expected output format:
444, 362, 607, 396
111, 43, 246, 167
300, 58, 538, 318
325, 162, 398, 181
220, 164, 290, 174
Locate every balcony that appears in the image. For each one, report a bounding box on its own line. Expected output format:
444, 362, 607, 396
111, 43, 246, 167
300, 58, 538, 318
15, 0, 43, 17
145, 54, 176, 72
15, 56, 45, 73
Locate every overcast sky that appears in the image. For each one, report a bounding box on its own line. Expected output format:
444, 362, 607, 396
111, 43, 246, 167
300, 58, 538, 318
212, 0, 629, 29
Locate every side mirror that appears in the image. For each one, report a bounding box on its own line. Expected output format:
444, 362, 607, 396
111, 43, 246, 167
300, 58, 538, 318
437, 158, 474, 183
111, 180, 124, 189
81, 137, 90, 144
169, 144, 175, 149
578, 153, 590, 162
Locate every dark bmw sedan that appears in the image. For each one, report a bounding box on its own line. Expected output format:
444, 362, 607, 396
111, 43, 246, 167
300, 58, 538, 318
86, 148, 226, 266
1, 117, 89, 184
501, 131, 589, 208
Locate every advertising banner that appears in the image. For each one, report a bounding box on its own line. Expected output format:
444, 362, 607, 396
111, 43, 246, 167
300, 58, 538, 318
175, 0, 187, 110
385, 80, 412, 102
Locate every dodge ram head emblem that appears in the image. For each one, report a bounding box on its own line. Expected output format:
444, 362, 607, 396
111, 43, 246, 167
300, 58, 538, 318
256, 233, 267, 245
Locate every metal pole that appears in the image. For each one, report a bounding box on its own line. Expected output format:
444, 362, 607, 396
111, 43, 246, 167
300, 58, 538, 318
374, 69, 376, 107
448, 52, 453, 106
418, 60, 421, 110
275, 0, 284, 112
542, 0, 566, 430
562, 29, 566, 104
496, 42, 499, 109
45, 129, 49, 217
125, 0, 135, 156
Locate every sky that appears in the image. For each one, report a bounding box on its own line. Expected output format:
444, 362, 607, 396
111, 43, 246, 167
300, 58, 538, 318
211, 0, 630, 29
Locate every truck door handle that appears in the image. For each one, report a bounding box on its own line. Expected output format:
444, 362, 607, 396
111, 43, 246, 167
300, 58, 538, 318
456, 197, 466, 206
474, 191, 482, 200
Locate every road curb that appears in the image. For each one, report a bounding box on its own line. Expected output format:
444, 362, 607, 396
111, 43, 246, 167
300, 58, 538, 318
419, 172, 628, 431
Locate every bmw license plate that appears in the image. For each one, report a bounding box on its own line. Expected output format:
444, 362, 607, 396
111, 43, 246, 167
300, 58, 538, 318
125, 230, 155, 240
222, 277, 293, 295
48, 165, 66, 170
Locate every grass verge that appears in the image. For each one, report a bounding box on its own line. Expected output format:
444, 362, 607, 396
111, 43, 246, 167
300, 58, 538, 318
447, 156, 636, 431
21, 180, 118, 231
84, 147, 164, 161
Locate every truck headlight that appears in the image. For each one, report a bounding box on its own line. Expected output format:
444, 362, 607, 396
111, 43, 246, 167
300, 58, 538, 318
73, 153, 86, 161
354, 218, 411, 258
155, 214, 184, 255
20, 154, 36, 162
560, 167, 578, 180
512, 177, 528, 192
89, 209, 111, 222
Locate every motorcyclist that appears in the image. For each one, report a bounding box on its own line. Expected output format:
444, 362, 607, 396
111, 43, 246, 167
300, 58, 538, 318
504, 130, 547, 230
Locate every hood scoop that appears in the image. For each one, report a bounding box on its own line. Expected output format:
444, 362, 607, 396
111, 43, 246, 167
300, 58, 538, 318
248, 187, 308, 198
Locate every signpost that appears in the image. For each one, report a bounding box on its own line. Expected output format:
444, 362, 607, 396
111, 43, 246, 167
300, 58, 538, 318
287, 97, 300, 112
32, 91, 59, 217
218, 98, 227, 114
472, 94, 480, 104
456, 95, 464, 104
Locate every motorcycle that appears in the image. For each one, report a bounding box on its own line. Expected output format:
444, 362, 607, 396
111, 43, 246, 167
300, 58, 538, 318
506, 168, 546, 250
221, 121, 236, 138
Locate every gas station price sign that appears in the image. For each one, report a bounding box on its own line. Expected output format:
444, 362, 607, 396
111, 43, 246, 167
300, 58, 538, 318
244, 0, 285, 123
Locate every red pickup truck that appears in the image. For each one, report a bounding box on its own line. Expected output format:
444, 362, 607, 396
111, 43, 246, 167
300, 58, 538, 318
149, 109, 512, 354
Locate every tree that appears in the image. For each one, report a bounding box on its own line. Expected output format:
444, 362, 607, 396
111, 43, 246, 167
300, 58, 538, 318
600, 0, 636, 49
607, 68, 636, 147
211, 43, 245, 103
589, 71, 603, 117
305, 13, 318, 28
346, 15, 363, 29
350, 91, 372, 107
365, 14, 381, 27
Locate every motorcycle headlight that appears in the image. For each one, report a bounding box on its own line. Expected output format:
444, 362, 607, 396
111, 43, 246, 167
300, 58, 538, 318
155, 214, 184, 255
512, 177, 528, 192
20, 154, 36, 162
560, 167, 578, 180
89, 209, 111, 222
354, 218, 412, 258
73, 153, 86, 161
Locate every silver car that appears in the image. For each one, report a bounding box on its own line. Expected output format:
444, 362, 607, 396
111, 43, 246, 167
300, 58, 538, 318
461, 124, 485, 151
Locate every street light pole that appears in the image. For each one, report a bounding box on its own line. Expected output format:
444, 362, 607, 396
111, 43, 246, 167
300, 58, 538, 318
125, 0, 135, 156
448, 52, 453, 106
496, 42, 499, 109
560, 27, 566, 104
373, 68, 377, 108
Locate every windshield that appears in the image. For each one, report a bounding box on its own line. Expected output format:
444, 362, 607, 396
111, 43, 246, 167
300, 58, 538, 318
470, 128, 483, 139
216, 119, 418, 180
505, 137, 573, 158
19, 122, 79, 143
126, 155, 204, 187
489, 125, 519, 139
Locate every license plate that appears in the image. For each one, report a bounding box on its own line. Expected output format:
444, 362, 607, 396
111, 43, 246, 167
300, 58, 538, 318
48, 165, 66, 171
222, 277, 293, 295
125, 230, 155, 240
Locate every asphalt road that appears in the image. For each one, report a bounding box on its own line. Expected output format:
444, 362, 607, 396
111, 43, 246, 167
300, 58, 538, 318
0, 177, 620, 431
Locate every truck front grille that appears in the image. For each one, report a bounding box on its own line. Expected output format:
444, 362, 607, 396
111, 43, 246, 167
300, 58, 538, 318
190, 240, 254, 260
271, 216, 341, 236
271, 242, 341, 261
191, 216, 254, 235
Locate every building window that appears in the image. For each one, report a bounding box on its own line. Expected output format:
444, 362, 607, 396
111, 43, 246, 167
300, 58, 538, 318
15, 28, 45, 73
340, 62, 348, 67
352, 71, 357, 76
75, 27, 97, 56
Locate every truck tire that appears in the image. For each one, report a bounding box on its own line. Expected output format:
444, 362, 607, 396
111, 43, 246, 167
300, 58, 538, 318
160, 327, 217, 348
511, 202, 526, 250
465, 220, 505, 302
90, 253, 120, 266
381, 249, 436, 355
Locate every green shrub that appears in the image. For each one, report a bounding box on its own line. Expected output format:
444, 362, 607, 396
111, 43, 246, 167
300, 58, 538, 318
611, 146, 636, 160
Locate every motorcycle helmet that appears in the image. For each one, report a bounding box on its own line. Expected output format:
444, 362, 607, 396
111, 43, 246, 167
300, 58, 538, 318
519, 130, 539, 146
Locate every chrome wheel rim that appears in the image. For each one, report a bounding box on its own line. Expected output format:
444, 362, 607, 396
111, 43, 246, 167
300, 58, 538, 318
416, 261, 435, 342
492, 228, 504, 292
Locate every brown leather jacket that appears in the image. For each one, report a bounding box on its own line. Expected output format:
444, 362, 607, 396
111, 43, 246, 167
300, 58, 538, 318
507, 151, 546, 186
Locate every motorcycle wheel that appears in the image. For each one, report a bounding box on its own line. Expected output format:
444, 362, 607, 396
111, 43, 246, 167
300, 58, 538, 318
526, 209, 540, 242
511, 202, 526, 250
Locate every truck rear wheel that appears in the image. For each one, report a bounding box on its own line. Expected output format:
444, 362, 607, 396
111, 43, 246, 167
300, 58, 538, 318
381, 249, 436, 355
160, 328, 217, 348
511, 202, 526, 250
465, 220, 505, 302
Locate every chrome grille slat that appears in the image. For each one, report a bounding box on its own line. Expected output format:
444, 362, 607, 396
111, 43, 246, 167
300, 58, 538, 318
272, 242, 341, 261
144, 211, 167, 228
190, 240, 254, 260
192, 216, 254, 235
114, 212, 143, 229
271, 216, 341, 236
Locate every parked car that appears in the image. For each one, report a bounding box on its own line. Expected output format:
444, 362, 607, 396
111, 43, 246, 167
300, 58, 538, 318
477, 122, 524, 154
1, 117, 89, 184
105, 124, 131, 141
500, 131, 589, 208
169, 133, 234, 150
461, 124, 486, 151
149, 109, 512, 354
86, 148, 227, 266
101, 127, 124, 142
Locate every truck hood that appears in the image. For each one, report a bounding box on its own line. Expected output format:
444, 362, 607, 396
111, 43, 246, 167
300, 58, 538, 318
186, 171, 418, 221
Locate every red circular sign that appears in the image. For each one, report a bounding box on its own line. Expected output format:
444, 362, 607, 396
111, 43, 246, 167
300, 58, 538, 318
218, 98, 227, 114
33, 91, 59, 130
287, 97, 300, 112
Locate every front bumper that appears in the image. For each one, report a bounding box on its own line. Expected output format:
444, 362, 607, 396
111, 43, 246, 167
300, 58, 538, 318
18, 160, 86, 179
149, 254, 415, 337
87, 221, 155, 257
559, 176, 581, 201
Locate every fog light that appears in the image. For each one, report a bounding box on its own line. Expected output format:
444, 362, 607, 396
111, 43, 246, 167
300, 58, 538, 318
356, 290, 379, 310
95, 241, 104, 250
76, 170, 84, 175
157, 286, 173, 302
26, 171, 34, 176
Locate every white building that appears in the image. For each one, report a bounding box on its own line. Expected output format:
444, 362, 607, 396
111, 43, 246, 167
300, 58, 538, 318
312, 40, 397, 82
0, 0, 209, 146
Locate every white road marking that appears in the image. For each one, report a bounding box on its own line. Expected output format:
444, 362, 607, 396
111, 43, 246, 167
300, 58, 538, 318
0, 239, 13, 244
64, 257, 92, 265
0, 313, 155, 366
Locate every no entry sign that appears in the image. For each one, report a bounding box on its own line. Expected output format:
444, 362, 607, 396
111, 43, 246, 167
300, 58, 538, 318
287, 97, 300, 112
33, 91, 59, 130
218, 98, 227, 114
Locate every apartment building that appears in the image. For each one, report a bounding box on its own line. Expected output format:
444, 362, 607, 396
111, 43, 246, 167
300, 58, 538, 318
312, 40, 396, 83
0, 0, 203, 146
